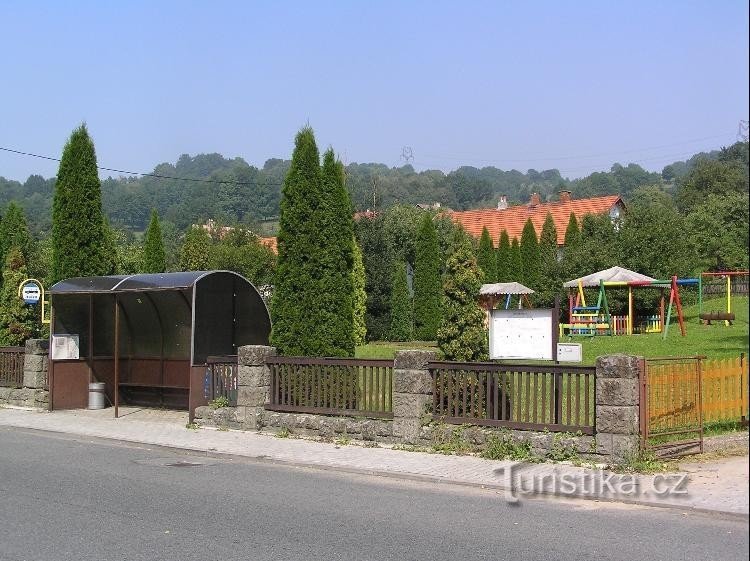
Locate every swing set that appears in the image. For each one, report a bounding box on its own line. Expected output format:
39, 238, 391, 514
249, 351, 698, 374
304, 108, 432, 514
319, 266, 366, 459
698, 271, 749, 326
561, 267, 699, 338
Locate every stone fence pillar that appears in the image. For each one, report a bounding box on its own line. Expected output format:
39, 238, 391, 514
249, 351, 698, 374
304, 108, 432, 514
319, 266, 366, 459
23, 339, 49, 390
595, 354, 642, 463
393, 350, 437, 444
236, 345, 276, 430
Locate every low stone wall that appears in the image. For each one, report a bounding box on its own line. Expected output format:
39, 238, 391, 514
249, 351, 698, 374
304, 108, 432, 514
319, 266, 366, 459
418, 423, 595, 458
194, 347, 644, 463
0, 339, 49, 409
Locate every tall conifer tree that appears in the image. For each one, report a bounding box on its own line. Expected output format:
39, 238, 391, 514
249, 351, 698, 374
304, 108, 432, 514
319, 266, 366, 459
271, 127, 323, 355
477, 227, 496, 282
271, 129, 355, 356
519, 219, 540, 289
496, 230, 511, 282
142, 209, 166, 273
389, 260, 412, 341
538, 212, 559, 306
413, 213, 442, 340
0, 248, 38, 345
316, 148, 355, 356
51, 124, 111, 282
510, 237, 522, 282
352, 239, 368, 346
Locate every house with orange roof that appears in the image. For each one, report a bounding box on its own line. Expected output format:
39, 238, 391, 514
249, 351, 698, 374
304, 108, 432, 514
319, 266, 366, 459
449, 191, 624, 246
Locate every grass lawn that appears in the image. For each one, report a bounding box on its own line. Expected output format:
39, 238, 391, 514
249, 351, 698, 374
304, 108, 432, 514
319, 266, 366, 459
356, 296, 749, 364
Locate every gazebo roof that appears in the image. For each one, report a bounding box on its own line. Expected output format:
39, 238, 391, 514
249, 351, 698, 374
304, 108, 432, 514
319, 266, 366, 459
563, 266, 655, 288
479, 282, 535, 296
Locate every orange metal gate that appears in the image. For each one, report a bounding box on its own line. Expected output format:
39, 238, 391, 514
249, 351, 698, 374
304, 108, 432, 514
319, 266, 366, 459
641, 357, 704, 458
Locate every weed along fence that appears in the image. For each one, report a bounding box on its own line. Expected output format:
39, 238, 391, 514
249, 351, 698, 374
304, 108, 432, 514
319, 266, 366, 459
0, 347, 25, 387
265, 356, 393, 418
428, 361, 596, 434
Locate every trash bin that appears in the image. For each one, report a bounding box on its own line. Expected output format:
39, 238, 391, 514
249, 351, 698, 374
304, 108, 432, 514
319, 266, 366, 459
88, 382, 106, 409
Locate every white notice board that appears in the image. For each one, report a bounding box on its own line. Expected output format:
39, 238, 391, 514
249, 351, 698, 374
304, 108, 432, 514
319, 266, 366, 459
489, 309, 554, 360
51, 334, 80, 360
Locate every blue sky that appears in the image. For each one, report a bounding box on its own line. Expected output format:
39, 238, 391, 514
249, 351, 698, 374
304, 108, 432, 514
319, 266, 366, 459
1, 0, 747, 181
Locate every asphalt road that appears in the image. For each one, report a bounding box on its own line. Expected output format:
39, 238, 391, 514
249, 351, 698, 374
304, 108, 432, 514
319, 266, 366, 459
0, 427, 747, 561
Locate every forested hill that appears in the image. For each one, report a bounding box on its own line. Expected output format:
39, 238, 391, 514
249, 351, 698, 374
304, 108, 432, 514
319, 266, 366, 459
0, 142, 741, 235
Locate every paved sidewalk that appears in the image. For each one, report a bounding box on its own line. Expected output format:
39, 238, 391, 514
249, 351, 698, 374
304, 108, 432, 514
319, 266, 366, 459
1, 406, 747, 516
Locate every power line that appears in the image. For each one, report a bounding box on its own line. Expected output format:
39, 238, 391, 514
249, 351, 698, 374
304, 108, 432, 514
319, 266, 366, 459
418, 132, 736, 164
0, 146, 284, 187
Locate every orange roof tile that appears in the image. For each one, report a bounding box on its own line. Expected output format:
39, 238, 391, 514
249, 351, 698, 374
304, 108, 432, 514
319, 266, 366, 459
449, 195, 623, 245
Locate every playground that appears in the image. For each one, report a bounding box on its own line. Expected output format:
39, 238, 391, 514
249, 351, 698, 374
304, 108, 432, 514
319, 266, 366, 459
356, 294, 749, 364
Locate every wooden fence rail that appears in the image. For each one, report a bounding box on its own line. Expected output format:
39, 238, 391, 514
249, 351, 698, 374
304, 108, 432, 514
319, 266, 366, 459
265, 357, 393, 419
0, 347, 25, 387
428, 361, 596, 434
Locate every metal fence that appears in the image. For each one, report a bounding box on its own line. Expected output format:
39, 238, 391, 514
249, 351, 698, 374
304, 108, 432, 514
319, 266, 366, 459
266, 357, 393, 419
701, 355, 748, 424
428, 361, 596, 434
641, 357, 703, 457
204, 355, 239, 406
0, 347, 24, 387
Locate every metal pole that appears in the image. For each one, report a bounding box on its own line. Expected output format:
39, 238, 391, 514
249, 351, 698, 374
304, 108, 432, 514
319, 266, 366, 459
114, 295, 119, 419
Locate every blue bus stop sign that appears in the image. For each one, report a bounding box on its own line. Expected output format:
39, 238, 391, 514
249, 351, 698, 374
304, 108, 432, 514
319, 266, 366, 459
22, 282, 41, 305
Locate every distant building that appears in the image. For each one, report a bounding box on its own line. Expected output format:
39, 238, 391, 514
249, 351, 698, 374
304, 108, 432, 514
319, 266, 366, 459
448, 191, 624, 246
198, 219, 278, 254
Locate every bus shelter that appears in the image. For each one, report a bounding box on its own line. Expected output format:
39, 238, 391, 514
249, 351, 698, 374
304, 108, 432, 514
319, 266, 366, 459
48, 271, 271, 418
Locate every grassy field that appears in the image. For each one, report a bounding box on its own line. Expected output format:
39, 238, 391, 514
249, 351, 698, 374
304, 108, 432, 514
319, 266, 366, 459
356, 296, 749, 364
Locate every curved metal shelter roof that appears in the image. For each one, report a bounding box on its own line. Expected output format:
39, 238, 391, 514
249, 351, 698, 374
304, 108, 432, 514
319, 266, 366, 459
51, 271, 241, 294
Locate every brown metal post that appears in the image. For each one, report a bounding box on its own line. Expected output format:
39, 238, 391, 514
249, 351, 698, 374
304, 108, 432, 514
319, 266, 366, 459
88, 294, 94, 384
114, 295, 119, 419
48, 305, 55, 411
552, 297, 560, 364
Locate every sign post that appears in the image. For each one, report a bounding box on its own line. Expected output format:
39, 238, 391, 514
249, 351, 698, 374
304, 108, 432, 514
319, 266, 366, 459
17, 278, 50, 324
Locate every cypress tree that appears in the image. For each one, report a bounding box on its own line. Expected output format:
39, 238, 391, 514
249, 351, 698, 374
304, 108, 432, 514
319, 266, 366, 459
272, 127, 360, 356
142, 209, 166, 273
477, 227, 496, 282
356, 215, 393, 341
315, 148, 355, 356
179, 227, 212, 271
519, 219, 540, 289
352, 238, 367, 346
496, 230, 511, 282
51, 124, 111, 282
563, 213, 581, 249
413, 213, 442, 341
510, 237, 522, 282
271, 127, 322, 355
538, 212, 559, 307
389, 260, 412, 341
0, 202, 32, 267
0, 248, 38, 345
437, 229, 487, 361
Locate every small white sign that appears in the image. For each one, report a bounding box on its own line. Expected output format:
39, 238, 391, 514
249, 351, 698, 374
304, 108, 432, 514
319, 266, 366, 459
557, 343, 582, 363
21, 282, 41, 305
51, 334, 80, 360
